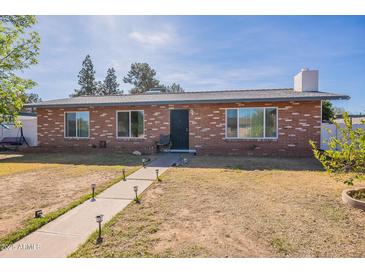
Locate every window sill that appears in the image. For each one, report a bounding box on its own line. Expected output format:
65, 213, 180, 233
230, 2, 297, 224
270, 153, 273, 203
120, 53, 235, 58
64, 137, 90, 140
224, 138, 278, 141
116, 137, 146, 141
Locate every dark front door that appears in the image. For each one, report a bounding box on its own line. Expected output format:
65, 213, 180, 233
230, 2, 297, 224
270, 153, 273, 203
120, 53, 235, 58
170, 109, 189, 149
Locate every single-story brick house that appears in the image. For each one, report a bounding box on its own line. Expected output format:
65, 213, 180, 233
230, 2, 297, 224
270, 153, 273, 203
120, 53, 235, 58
27, 69, 349, 156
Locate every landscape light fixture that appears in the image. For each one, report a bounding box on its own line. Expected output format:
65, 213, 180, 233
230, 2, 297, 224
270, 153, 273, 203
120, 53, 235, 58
133, 185, 139, 203
95, 214, 104, 244
122, 168, 126, 181
91, 183, 96, 202
142, 158, 146, 168
34, 209, 43, 218
156, 169, 160, 181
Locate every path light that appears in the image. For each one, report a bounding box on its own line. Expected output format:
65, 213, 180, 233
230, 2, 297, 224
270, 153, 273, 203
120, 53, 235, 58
95, 214, 104, 244
183, 158, 188, 165
133, 185, 140, 203
156, 169, 160, 181
91, 184, 96, 202
34, 210, 43, 218
122, 168, 126, 181
142, 158, 146, 168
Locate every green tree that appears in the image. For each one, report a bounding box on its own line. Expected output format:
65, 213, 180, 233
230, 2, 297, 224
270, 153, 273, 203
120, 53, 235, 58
0, 15, 40, 125
22, 92, 41, 113
123, 62, 160, 94
99, 67, 122, 95
71, 55, 98, 97
333, 106, 346, 116
322, 100, 335, 122
310, 112, 365, 185
25, 92, 42, 103
162, 83, 185, 93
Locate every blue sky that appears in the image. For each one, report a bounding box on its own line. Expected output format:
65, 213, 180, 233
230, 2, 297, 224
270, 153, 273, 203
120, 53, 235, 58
24, 16, 365, 113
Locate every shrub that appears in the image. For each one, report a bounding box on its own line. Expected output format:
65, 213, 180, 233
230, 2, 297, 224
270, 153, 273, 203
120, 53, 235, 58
310, 112, 365, 185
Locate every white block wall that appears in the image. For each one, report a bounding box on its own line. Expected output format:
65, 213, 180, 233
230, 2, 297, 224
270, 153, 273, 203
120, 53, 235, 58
321, 122, 365, 150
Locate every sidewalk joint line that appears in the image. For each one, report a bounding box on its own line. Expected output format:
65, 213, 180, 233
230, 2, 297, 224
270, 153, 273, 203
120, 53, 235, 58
124, 178, 155, 181
36, 230, 81, 237
97, 197, 135, 201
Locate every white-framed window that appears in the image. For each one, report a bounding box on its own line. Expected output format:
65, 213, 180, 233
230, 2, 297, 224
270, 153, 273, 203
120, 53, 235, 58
225, 107, 278, 139
64, 111, 90, 138
116, 110, 144, 138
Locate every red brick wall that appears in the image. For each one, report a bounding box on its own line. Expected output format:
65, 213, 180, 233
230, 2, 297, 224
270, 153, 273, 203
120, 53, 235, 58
37, 100, 321, 156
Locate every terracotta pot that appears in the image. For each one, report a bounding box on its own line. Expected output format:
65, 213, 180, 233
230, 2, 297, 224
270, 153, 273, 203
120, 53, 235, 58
342, 188, 365, 210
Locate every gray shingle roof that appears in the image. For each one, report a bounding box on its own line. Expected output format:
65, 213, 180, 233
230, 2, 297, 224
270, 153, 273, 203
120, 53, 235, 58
26, 88, 349, 108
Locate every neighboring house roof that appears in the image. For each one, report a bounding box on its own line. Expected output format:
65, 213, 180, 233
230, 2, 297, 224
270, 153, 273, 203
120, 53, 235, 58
19, 112, 37, 117
334, 114, 365, 124
335, 114, 365, 119
335, 117, 365, 124
25, 88, 350, 108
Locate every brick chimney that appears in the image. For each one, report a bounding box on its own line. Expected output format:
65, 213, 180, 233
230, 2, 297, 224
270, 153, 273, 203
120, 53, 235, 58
294, 68, 319, 92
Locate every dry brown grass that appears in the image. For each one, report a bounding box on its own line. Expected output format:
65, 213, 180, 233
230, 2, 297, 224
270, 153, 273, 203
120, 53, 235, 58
71, 156, 365, 258
0, 152, 142, 239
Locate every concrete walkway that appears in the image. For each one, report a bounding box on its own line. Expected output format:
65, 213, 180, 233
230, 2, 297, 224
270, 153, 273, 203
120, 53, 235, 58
0, 154, 179, 258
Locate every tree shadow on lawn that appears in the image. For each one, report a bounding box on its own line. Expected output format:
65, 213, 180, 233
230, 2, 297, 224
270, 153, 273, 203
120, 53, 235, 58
183, 155, 323, 171
0, 151, 144, 167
